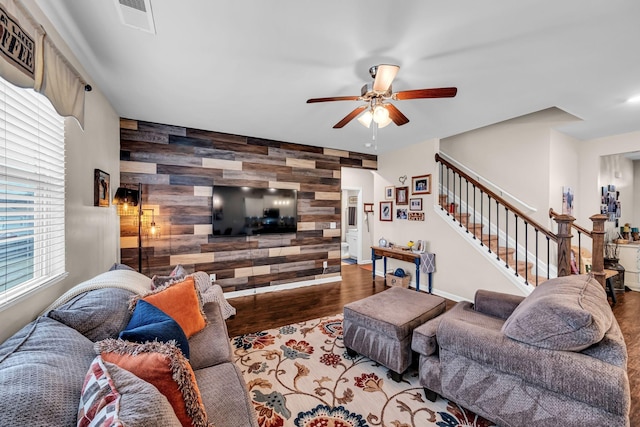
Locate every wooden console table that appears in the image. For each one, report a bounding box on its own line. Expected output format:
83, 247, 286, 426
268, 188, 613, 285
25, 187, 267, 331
371, 246, 433, 293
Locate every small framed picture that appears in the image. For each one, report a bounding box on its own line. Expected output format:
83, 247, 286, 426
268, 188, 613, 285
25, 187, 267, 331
409, 198, 422, 211
364, 203, 374, 213
380, 201, 393, 221
385, 186, 394, 200
348, 195, 358, 204
412, 174, 432, 195
396, 208, 408, 220
396, 186, 408, 205
94, 169, 110, 207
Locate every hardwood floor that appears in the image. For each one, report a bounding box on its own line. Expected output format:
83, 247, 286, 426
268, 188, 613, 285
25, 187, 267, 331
225, 264, 638, 424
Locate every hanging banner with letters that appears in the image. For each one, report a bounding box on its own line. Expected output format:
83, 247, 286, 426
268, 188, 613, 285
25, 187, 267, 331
0, 0, 42, 89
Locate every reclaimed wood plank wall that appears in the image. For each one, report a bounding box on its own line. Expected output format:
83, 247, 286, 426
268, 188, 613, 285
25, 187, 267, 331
119, 118, 377, 293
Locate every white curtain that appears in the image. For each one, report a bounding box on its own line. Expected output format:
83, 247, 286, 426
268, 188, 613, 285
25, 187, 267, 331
0, 0, 87, 128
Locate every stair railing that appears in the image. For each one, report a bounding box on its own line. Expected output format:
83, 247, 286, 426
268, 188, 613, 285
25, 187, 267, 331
549, 209, 607, 287
435, 153, 606, 287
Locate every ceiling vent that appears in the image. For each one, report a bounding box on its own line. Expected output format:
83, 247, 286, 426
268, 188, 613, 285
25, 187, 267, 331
114, 0, 156, 34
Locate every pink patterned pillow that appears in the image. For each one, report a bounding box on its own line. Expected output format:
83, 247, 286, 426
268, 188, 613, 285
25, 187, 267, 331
78, 356, 122, 427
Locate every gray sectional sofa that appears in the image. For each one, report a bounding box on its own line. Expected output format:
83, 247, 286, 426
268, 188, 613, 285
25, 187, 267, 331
0, 269, 258, 427
412, 274, 630, 427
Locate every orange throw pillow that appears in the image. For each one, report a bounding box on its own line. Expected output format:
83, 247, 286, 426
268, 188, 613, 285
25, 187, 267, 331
139, 276, 206, 337
96, 339, 209, 427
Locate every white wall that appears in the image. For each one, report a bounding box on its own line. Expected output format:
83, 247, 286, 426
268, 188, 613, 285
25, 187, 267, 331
440, 108, 580, 227
374, 139, 526, 301
635, 161, 640, 227
0, 1, 121, 342
577, 131, 640, 230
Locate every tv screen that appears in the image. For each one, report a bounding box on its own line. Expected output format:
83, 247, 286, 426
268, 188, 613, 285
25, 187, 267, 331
212, 186, 297, 236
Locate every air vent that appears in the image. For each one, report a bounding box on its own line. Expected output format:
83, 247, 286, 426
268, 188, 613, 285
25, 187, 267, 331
114, 0, 156, 34
119, 0, 146, 12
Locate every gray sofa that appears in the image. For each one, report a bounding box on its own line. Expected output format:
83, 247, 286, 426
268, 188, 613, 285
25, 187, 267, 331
0, 269, 258, 427
412, 274, 630, 427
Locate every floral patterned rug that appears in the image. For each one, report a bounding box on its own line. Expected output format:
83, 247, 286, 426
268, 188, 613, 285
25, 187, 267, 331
231, 314, 496, 427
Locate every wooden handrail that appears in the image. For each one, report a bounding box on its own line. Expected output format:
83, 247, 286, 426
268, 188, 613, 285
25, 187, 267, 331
436, 153, 557, 242
549, 208, 591, 237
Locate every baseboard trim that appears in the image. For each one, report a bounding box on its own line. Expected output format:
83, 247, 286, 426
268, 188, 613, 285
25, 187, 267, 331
225, 275, 342, 299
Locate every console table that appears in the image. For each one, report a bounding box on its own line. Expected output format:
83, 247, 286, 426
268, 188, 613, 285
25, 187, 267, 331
371, 246, 434, 293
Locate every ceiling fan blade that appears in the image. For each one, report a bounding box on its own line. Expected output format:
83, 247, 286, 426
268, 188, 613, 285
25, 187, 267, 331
306, 96, 361, 103
372, 64, 400, 93
333, 105, 368, 128
385, 104, 410, 126
394, 87, 458, 100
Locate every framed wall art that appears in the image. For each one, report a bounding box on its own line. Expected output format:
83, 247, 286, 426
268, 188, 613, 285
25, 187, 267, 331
380, 201, 393, 221
385, 186, 394, 200
396, 208, 408, 220
364, 203, 374, 213
412, 174, 432, 195
396, 186, 408, 205
409, 198, 422, 211
94, 169, 110, 207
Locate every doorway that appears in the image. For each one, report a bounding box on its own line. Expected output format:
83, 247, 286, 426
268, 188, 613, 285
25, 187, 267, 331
341, 188, 361, 264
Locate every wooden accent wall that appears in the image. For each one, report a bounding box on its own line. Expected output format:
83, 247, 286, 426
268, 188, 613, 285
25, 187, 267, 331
119, 119, 377, 292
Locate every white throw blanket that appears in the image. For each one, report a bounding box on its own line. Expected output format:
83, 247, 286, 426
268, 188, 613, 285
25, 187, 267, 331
38, 269, 152, 316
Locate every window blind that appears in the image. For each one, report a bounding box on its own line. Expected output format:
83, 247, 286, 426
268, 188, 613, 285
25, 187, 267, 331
0, 75, 66, 306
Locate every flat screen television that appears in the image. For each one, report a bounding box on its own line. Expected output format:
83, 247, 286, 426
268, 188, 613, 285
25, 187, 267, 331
211, 185, 297, 236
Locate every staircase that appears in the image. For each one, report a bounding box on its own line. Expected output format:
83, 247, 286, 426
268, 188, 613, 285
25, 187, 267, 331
435, 153, 608, 290
438, 194, 547, 287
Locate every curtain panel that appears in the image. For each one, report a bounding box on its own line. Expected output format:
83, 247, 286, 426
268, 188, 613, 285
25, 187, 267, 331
0, 0, 87, 127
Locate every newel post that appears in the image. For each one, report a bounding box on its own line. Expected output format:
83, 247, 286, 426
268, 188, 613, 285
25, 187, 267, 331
552, 214, 575, 277
590, 214, 607, 288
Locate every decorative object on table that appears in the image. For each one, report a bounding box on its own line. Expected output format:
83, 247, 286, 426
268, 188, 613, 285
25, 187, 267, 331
408, 212, 425, 221
384, 186, 394, 200
379, 201, 393, 221
409, 198, 422, 211
363, 203, 374, 213
562, 186, 574, 215
411, 174, 432, 195
396, 208, 408, 220
94, 169, 110, 207
398, 174, 407, 185
395, 186, 408, 205
378, 237, 388, 247
407, 241, 415, 250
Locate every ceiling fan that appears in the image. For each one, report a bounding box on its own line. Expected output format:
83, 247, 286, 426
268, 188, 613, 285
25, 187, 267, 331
306, 64, 457, 129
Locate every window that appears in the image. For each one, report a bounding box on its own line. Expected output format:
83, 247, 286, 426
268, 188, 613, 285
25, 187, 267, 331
0, 75, 66, 306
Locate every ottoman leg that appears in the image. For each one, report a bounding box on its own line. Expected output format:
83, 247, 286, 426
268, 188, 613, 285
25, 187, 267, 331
390, 370, 403, 382
346, 347, 358, 357
424, 388, 438, 402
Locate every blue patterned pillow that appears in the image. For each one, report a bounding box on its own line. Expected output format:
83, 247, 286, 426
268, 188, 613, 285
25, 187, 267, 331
119, 300, 190, 358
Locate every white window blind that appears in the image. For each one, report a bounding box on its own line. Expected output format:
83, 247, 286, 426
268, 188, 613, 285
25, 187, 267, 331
0, 75, 66, 306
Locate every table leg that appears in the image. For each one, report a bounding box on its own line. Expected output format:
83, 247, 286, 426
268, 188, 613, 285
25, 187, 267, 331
414, 258, 420, 292
371, 248, 375, 281
384, 257, 388, 283
428, 273, 433, 294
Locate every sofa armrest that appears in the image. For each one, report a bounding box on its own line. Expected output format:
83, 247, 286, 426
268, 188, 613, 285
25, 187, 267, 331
474, 290, 525, 320
411, 315, 443, 356
188, 301, 233, 370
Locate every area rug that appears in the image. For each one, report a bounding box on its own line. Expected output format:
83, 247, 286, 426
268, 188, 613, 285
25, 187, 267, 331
231, 314, 496, 427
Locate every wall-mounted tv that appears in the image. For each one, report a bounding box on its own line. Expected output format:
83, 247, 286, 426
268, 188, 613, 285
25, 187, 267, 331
211, 185, 297, 237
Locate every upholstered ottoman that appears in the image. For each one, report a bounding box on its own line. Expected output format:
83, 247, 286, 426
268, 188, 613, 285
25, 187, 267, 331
343, 287, 446, 381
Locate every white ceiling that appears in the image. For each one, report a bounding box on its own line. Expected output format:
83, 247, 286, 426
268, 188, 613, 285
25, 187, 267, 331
37, 1, 640, 154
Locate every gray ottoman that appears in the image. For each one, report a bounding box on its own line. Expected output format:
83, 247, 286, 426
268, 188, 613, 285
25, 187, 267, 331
343, 287, 446, 381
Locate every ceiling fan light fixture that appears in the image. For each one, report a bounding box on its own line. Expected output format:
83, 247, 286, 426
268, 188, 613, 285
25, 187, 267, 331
357, 110, 373, 128
377, 115, 393, 128
373, 105, 390, 124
